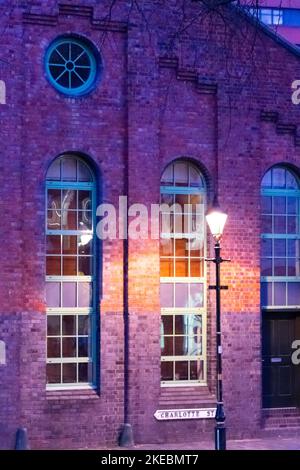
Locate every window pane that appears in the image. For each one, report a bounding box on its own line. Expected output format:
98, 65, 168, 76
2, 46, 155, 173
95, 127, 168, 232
62, 189, 76, 210
272, 168, 286, 188
47, 160, 61, 181
286, 171, 298, 189
47, 210, 61, 230
62, 283, 76, 308
175, 259, 188, 277
190, 259, 201, 277
47, 364, 61, 384
175, 315, 186, 335
62, 337, 76, 357
261, 196, 272, 214
287, 283, 300, 306
175, 362, 188, 380
273, 197, 286, 215
78, 283, 92, 308
61, 210, 77, 230
161, 337, 173, 356
78, 211, 92, 231
274, 239, 286, 257
261, 215, 272, 233
274, 282, 286, 306
287, 217, 297, 234
175, 283, 188, 308
261, 258, 272, 276
63, 257, 77, 276
160, 259, 173, 277
161, 315, 173, 335
175, 239, 188, 257
288, 239, 296, 257
174, 162, 188, 186
261, 170, 271, 188
62, 158, 77, 181
274, 258, 286, 276
78, 315, 89, 335
161, 362, 173, 381
190, 284, 204, 307
175, 194, 189, 208
261, 239, 272, 257
190, 360, 204, 380
287, 258, 296, 276
63, 235, 77, 255
160, 283, 173, 308
62, 315, 76, 335
160, 238, 173, 256
78, 236, 92, 255
78, 363, 88, 382
47, 315, 60, 336
287, 197, 297, 214
261, 282, 272, 306
175, 337, 188, 355
274, 216, 286, 234
78, 160, 92, 182
78, 190, 92, 211
47, 338, 60, 358
189, 166, 203, 187
46, 257, 61, 275
78, 337, 88, 357
160, 193, 173, 205
62, 363, 77, 383
47, 235, 61, 254
48, 189, 61, 210
46, 283, 61, 308
78, 257, 92, 276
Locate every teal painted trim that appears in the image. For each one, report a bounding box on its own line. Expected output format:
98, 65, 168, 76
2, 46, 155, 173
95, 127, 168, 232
46, 181, 94, 190
261, 277, 300, 282
261, 234, 300, 239
160, 186, 206, 194
261, 189, 300, 197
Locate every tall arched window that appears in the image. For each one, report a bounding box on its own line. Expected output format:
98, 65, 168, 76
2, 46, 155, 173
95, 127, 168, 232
160, 160, 207, 385
261, 166, 300, 308
46, 155, 96, 389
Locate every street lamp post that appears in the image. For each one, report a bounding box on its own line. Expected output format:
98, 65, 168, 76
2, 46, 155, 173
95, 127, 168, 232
206, 198, 229, 451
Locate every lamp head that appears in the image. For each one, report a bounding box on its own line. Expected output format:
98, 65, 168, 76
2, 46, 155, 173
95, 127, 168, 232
206, 197, 228, 242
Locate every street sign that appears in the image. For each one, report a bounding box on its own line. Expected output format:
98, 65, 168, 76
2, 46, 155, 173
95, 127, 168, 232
154, 408, 216, 421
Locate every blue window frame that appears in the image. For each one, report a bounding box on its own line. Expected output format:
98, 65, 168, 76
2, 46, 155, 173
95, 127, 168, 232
261, 166, 300, 309
45, 36, 99, 96
46, 155, 97, 389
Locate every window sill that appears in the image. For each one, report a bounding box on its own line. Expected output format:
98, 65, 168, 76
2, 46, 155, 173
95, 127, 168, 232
46, 387, 100, 401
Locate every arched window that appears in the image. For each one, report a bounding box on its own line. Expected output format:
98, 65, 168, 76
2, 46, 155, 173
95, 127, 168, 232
261, 166, 300, 308
160, 160, 207, 385
46, 155, 96, 389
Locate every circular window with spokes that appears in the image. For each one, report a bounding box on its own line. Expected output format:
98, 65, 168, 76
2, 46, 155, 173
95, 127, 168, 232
45, 36, 100, 96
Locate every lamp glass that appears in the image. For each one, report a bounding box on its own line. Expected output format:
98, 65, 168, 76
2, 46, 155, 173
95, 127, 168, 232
206, 210, 227, 241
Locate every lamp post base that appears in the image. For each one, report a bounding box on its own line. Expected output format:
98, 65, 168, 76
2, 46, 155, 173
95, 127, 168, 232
215, 425, 226, 450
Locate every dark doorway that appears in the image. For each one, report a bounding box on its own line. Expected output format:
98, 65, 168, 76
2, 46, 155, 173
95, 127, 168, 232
262, 311, 300, 408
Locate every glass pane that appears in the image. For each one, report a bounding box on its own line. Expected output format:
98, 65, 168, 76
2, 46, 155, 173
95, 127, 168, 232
175, 362, 188, 380
191, 315, 202, 335
63, 236, 77, 255
62, 158, 77, 181
261, 282, 272, 307
174, 162, 188, 186
62, 315, 76, 335
78, 211, 92, 230
274, 197, 286, 215
274, 258, 286, 276
62, 363, 77, 383
190, 284, 204, 307
287, 217, 297, 234
47, 364, 61, 384
261, 238, 272, 257
188, 336, 202, 355
287, 283, 300, 305
190, 259, 201, 277
286, 171, 298, 189
62, 283, 76, 308
189, 166, 203, 187
47, 315, 60, 336
287, 258, 296, 276
161, 361, 173, 381
175, 283, 188, 308
62, 189, 76, 210
78, 236, 92, 255
175, 315, 187, 335
78, 257, 91, 276
61, 210, 77, 230
190, 360, 204, 380
160, 238, 173, 256
47, 235, 61, 254
78, 363, 88, 382
261, 170, 271, 188
47, 160, 61, 181
62, 337, 76, 357
274, 216, 286, 234
261, 196, 272, 214
78, 315, 89, 335
47, 210, 61, 230
63, 257, 77, 276
160, 283, 173, 308
46, 257, 61, 275
160, 193, 173, 205
161, 337, 173, 356
175, 239, 188, 257
272, 168, 286, 188
78, 160, 92, 182
175, 337, 188, 355
287, 197, 297, 214
189, 238, 203, 257
78, 283, 92, 308
175, 194, 189, 209
161, 316, 173, 335
175, 259, 188, 277
261, 258, 272, 276
288, 239, 296, 257
78, 337, 88, 357
78, 191, 92, 211
47, 338, 60, 358
46, 283, 60, 308
47, 189, 61, 210
160, 259, 173, 277
274, 239, 286, 257
274, 282, 286, 306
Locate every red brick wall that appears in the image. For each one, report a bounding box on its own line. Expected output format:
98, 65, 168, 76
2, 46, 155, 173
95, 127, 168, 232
0, 0, 300, 449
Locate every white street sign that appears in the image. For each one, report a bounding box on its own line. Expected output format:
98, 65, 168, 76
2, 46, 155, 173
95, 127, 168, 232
154, 408, 216, 421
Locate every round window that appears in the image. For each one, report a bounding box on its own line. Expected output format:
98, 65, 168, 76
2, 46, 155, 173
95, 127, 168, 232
45, 37, 99, 96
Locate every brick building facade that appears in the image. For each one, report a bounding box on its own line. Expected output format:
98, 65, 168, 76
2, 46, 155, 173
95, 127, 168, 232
0, 0, 300, 449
